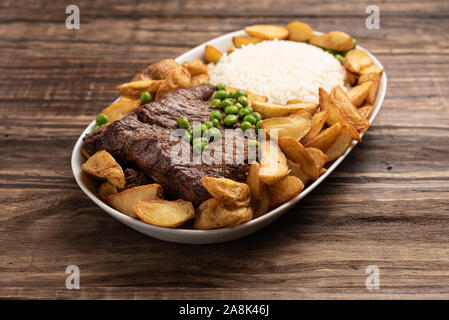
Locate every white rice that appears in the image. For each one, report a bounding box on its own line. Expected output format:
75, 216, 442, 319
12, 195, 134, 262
208, 40, 347, 104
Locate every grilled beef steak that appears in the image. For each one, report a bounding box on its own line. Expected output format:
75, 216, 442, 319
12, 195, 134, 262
83, 85, 250, 206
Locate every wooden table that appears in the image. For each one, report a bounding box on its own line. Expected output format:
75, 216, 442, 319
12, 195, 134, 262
1, 0, 448, 299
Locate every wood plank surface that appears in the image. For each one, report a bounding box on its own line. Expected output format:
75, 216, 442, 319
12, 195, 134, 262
1, 0, 449, 299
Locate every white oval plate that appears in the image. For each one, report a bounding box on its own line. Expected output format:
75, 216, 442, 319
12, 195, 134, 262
72, 29, 387, 244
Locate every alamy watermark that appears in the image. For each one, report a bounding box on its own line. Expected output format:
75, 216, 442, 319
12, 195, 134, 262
365, 265, 380, 290
66, 5, 80, 30
65, 265, 80, 290
365, 5, 380, 30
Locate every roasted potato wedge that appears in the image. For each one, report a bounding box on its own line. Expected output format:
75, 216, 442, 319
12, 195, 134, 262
190, 74, 210, 87
325, 126, 354, 161
226, 86, 268, 103
287, 159, 309, 185
304, 122, 342, 151
82, 150, 125, 188
244, 25, 289, 40
366, 77, 380, 105
227, 46, 236, 54
268, 176, 304, 209
286, 21, 314, 42
246, 162, 270, 218
346, 81, 373, 107
286, 98, 305, 104
101, 100, 140, 123
278, 137, 320, 180
97, 181, 117, 203
156, 66, 191, 99
359, 64, 383, 76
201, 177, 251, 208
182, 58, 209, 75
204, 45, 222, 64
359, 105, 374, 120
252, 100, 318, 118
331, 86, 370, 132
319, 88, 361, 142
134, 199, 194, 228
346, 70, 359, 86
109, 184, 164, 218
306, 147, 328, 170
258, 139, 289, 185
232, 36, 263, 48
116, 79, 163, 97
344, 49, 373, 74
194, 198, 253, 230
133, 59, 179, 81
301, 110, 329, 145
310, 31, 354, 51
262, 110, 312, 140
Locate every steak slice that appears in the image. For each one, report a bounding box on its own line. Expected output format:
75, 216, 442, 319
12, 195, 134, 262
83, 85, 250, 206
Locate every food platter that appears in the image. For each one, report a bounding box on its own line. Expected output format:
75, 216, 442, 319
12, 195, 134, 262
72, 29, 387, 244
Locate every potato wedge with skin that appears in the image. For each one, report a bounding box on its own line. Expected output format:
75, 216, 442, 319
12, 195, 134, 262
182, 58, 209, 76
194, 198, 252, 230
101, 100, 140, 123
346, 70, 359, 86
109, 184, 164, 218
287, 159, 309, 185
232, 36, 263, 48
246, 162, 270, 218
286, 98, 305, 104
286, 21, 314, 42
190, 74, 210, 87
133, 59, 179, 81
252, 100, 318, 118
331, 86, 370, 132
201, 177, 251, 208
310, 31, 354, 51
226, 86, 268, 103
319, 88, 361, 142
97, 181, 117, 203
259, 139, 289, 185
366, 78, 380, 105
304, 122, 342, 151
262, 111, 312, 141
116, 80, 163, 97
278, 137, 319, 180
268, 176, 304, 209
359, 64, 383, 76
359, 105, 374, 120
134, 199, 194, 228
204, 45, 222, 64
325, 126, 354, 161
344, 49, 373, 74
82, 150, 125, 188
301, 110, 329, 145
306, 147, 328, 170
346, 81, 373, 107
156, 66, 191, 99
244, 25, 289, 40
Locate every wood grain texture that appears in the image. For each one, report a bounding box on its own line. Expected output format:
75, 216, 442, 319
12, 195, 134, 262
1, 0, 449, 299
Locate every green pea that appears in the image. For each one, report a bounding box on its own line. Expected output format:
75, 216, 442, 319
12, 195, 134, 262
192, 138, 208, 155
227, 91, 235, 99
183, 130, 192, 143
237, 95, 249, 107
202, 81, 209, 85
204, 120, 214, 128
224, 114, 238, 127
243, 114, 257, 125
96, 113, 109, 126
192, 142, 204, 155
235, 89, 248, 98
215, 90, 227, 100
252, 112, 262, 121
224, 105, 239, 115
335, 54, 344, 65
193, 137, 209, 146
176, 116, 190, 130
248, 140, 259, 147
246, 106, 254, 113
238, 107, 253, 119
211, 118, 220, 129
234, 102, 243, 110
209, 99, 221, 109
216, 83, 226, 91
220, 98, 235, 109
193, 124, 208, 137
255, 119, 263, 130
207, 127, 221, 142
352, 38, 357, 47
240, 121, 253, 132
140, 91, 152, 105
93, 125, 100, 131
210, 111, 223, 121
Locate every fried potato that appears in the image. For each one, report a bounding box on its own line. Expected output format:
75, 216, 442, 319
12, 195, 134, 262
194, 198, 253, 230
246, 162, 270, 218
134, 199, 194, 228
366, 77, 380, 105
259, 139, 289, 185
268, 176, 304, 209
156, 66, 191, 99
244, 25, 289, 40
287, 159, 309, 185
286, 98, 305, 104
319, 88, 361, 142
232, 36, 263, 48
82, 150, 125, 188
346, 81, 373, 107
286, 21, 314, 42
304, 122, 342, 151
97, 181, 117, 203
278, 137, 319, 180
182, 58, 209, 75
301, 110, 329, 145
116, 79, 163, 97
252, 100, 318, 118
191, 74, 210, 87
109, 184, 164, 218
359, 64, 383, 76
133, 59, 179, 81
310, 31, 354, 51
346, 70, 359, 86
227, 46, 236, 54
344, 49, 373, 74
204, 45, 222, 64
201, 177, 250, 208
306, 147, 328, 170
359, 105, 374, 120
325, 126, 354, 161
331, 86, 370, 132
101, 100, 140, 123
262, 111, 312, 140
226, 86, 268, 103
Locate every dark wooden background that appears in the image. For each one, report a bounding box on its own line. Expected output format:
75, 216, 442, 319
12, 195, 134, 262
1, 0, 448, 299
